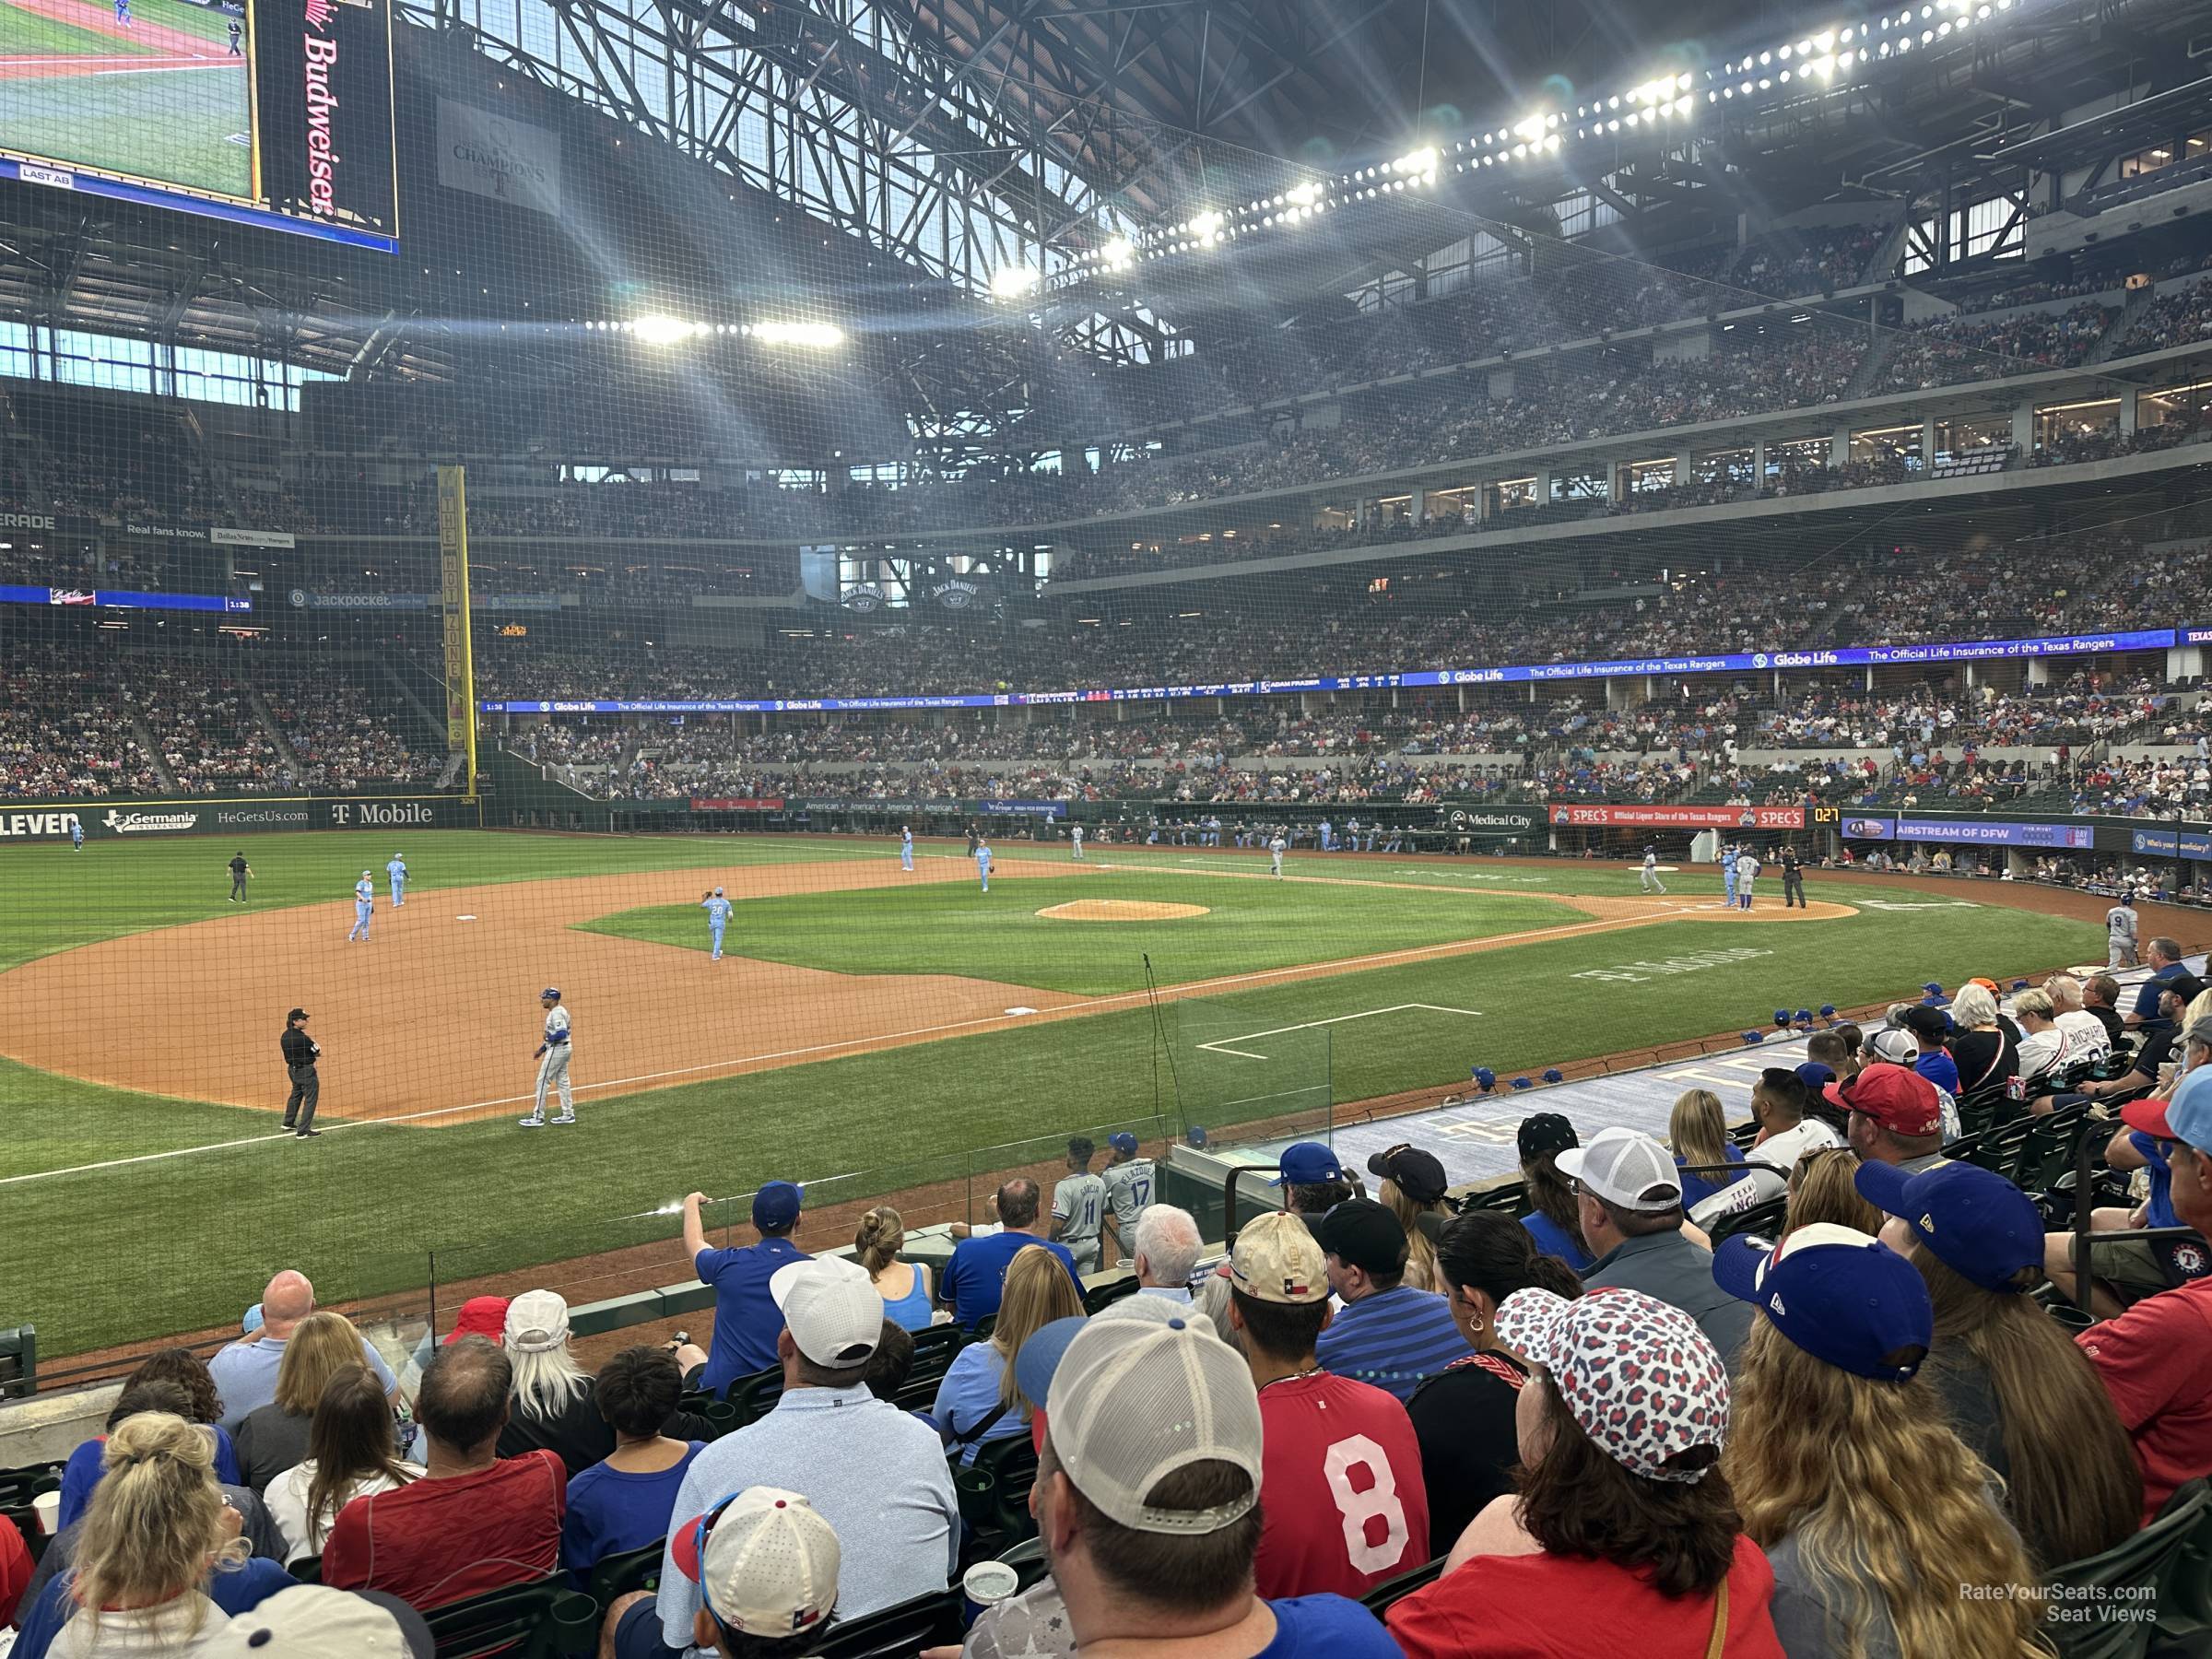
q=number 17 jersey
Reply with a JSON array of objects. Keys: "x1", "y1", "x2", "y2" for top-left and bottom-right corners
[{"x1": 1252, "y1": 1371, "x2": 1430, "y2": 1602}]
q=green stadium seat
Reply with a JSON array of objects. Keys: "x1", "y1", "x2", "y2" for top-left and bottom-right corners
[
  {"x1": 585, "y1": 1537, "x2": 666, "y2": 1606},
  {"x1": 976, "y1": 1431, "x2": 1041, "y2": 1545},
  {"x1": 2045, "y1": 1479, "x2": 2210, "y2": 1659},
  {"x1": 0, "y1": 1326, "x2": 34, "y2": 1401},
  {"x1": 1456, "y1": 1182, "x2": 1528, "y2": 1215},
  {"x1": 0, "y1": 1463, "x2": 61, "y2": 1508},
  {"x1": 1707, "y1": 1194, "x2": 1788, "y2": 1246},
  {"x1": 907, "y1": 1323, "x2": 968, "y2": 1383},
  {"x1": 729, "y1": 1364, "x2": 785, "y2": 1426},
  {"x1": 810, "y1": 1586, "x2": 965, "y2": 1659},
  {"x1": 3, "y1": 1505, "x2": 46, "y2": 1566},
  {"x1": 1964, "y1": 1119, "x2": 2034, "y2": 1182},
  {"x1": 1080, "y1": 1275, "x2": 1140, "y2": 1313},
  {"x1": 1359, "y1": 1555, "x2": 1446, "y2": 1615},
  {"x1": 419, "y1": 1575, "x2": 600, "y2": 1659}
]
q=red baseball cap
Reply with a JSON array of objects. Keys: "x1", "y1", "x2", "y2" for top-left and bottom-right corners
[{"x1": 1824, "y1": 1063, "x2": 1942, "y2": 1136}]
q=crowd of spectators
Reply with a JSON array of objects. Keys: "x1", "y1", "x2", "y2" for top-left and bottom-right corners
[{"x1": 1878, "y1": 300, "x2": 2118, "y2": 392}]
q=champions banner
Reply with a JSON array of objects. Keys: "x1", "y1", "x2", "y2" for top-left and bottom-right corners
[
  {"x1": 1547, "y1": 805, "x2": 1807, "y2": 830},
  {"x1": 437, "y1": 467, "x2": 476, "y2": 792},
  {"x1": 253, "y1": 0, "x2": 400, "y2": 244}
]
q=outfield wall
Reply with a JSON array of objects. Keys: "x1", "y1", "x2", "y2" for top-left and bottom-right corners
[{"x1": 0, "y1": 794, "x2": 481, "y2": 841}]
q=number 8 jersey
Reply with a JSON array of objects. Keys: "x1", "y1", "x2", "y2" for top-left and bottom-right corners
[{"x1": 1251, "y1": 1371, "x2": 1431, "y2": 1601}]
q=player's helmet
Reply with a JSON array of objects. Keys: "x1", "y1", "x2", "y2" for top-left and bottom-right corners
[{"x1": 541, "y1": 987, "x2": 561, "y2": 1002}]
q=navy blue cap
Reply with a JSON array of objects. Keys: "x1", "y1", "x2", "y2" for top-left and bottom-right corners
[
  {"x1": 752, "y1": 1180, "x2": 803, "y2": 1230},
  {"x1": 1774, "y1": 1009, "x2": 1793, "y2": 1026},
  {"x1": 1471, "y1": 1066, "x2": 1496, "y2": 1089},
  {"x1": 1108, "y1": 1132, "x2": 1139, "y2": 1155},
  {"x1": 1271, "y1": 1140, "x2": 1343, "y2": 1186},
  {"x1": 1853, "y1": 1160, "x2": 2043, "y2": 1292},
  {"x1": 1713, "y1": 1223, "x2": 1933, "y2": 1381},
  {"x1": 1794, "y1": 1062, "x2": 1836, "y2": 1090},
  {"x1": 1509, "y1": 1075, "x2": 1533, "y2": 1090},
  {"x1": 1794, "y1": 1009, "x2": 1814, "y2": 1024},
  {"x1": 1541, "y1": 1067, "x2": 1564, "y2": 1084},
  {"x1": 1819, "y1": 1005, "x2": 1837, "y2": 1018},
  {"x1": 1741, "y1": 1030, "x2": 1765, "y2": 1045}
]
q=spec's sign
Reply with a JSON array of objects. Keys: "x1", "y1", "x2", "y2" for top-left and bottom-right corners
[{"x1": 1548, "y1": 805, "x2": 1807, "y2": 830}]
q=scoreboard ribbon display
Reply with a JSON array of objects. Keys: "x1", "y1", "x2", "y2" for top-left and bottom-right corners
[{"x1": 253, "y1": 0, "x2": 399, "y2": 244}]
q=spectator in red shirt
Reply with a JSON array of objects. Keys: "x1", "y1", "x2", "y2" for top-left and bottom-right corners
[
  {"x1": 1221, "y1": 1212, "x2": 1430, "y2": 1598},
  {"x1": 323, "y1": 1336, "x2": 564, "y2": 1613},
  {"x1": 1385, "y1": 1287, "x2": 1783, "y2": 1659},
  {"x1": 2078, "y1": 1080, "x2": 2212, "y2": 1524}
]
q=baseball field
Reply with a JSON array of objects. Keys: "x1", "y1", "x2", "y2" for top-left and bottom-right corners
[
  {"x1": 0, "y1": 827, "x2": 2113, "y2": 1357},
  {"x1": 0, "y1": 0, "x2": 251, "y2": 198}
]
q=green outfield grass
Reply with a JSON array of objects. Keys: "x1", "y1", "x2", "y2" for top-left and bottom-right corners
[
  {"x1": 0, "y1": 3, "x2": 159, "y2": 56},
  {"x1": 580, "y1": 871, "x2": 1581, "y2": 994},
  {"x1": 0, "y1": 830, "x2": 2105, "y2": 1354}
]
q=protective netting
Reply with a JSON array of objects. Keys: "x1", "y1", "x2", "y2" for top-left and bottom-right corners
[{"x1": 6, "y1": 6, "x2": 2212, "y2": 1364}]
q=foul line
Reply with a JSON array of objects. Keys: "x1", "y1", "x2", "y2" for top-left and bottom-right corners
[
  {"x1": 1197, "y1": 1003, "x2": 1484, "y2": 1060},
  {"x1": 0, "y1": 899, "x2": 1741, "y2": 1187}
]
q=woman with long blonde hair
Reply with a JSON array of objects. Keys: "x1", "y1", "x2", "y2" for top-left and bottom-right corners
[
  {"x1": 233, "y1": 1310, "x2": 367, "y2": 1493},
  {"x1": 1783, "y1": 1147, "x2": 1881, "y2": 1234},
  {"x1": 930, "y1": 1245, "x2": 1081, "y2": 1461},
  {"x1": 1668, "y1": 1088, "x2": 1749, "y2": 1209},
  {"x1": 1720, "y1": 1225, "x2": 2049, "y2": 1659},
  {"x1": 54, "y1": 1411, "x2": 251, "y2": 1656}
]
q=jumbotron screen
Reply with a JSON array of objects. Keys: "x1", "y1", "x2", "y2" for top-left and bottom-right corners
[{"x1": 0, "y1": 0, "x2": 395, "y2": 248}]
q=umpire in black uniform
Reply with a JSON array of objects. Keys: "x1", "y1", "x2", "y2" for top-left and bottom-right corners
[
  {"x1": 1781, "y1": 843, "x2": 1807, "y2": 909},
  {"x1": 280, "y1": 1008, "x2": 322, "y2": 1137}
]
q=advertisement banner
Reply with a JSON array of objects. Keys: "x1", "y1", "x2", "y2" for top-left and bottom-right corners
[
  {"x1": 435, "y1": 99, "x2": 562, "y2": 217},
  {"x1": 2131, "y1": 828, "x2": 2212, "y2": 862},
  {"x1": 977, "y1": 799, "x2": 1068, "y2": 818},
  {"x1": 689, "y1": 797, "x2": 787, "y2": 812},
  {"x1": 253, "y1": 0, "x2": 400, "y2": 243},
  {"x1": 1547, "y1": 805, "x2": 1807, "y2": 830},
  {"x1": 0, "y1": 585, "x2": 249, "y2": 614},
  {"x1": 2184, "y1": 626, "x2": 2212, "y2": 647},
  {"x1": 120, "y1": 522, "x2": 208, "y2": 542},
  {"x1": 1841, "y1": 817, "x2": 1898, "y2": 840},
  {"x1": 0, "y1": 795, "x2": 476, "y2": 838},
  {"x1": 1438, "y1": 807, "x2": 1543, "y2": 835},
  {"x1": 213, "y1": 527, "x2": 298, "y2": 549},
  {"x1": 1895, "y1": 818, "x2": 2094, "y2": 848},
  {"x1": 437, "y1": 467, "x2": 476, "y2": 792},
  {"x1": 293, "y1": 591, "x2": 433, "y2": 609}
]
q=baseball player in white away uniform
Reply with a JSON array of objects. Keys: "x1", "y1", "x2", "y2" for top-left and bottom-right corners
[
  {"x1": 1269, "y1": 832, "x2": 1287, "y2": 878},
  {"x1": 900, "y1": 826, "x2": 914, "y2": 872},
  {"x1": 1071, "y1": 823, "x2": 1084, "y2": 861},
  {"x1": 1735, "y1": 848, "x2": 1759, "y2": 911},
  {"x1": 521, "y1": 987, "x2": 573, "y2": 1127},
  {"x1": 2108, "y1": 892, "x2": 2140, "y2": 968},
  {"x1": 1641, "y1": 844, "x2": 1666, "y2": 894}
]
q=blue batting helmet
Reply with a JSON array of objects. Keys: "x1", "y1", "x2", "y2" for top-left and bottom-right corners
[{"x1": 541, "y1": 987, "x2": 561, "y2": 1001}]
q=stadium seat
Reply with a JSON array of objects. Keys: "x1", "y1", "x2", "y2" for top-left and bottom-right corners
[
  {"x1": 726, "y1": 1365, "x2": 785, "y2": 1425},
  {"x1": 288, "y1": 1554, "x2": 323, "y2": 1583},
  {"x1": 3, "y1": 1505, "x2": 45, "y2": 1567},
  {"x1": 0, "y1": 1463, "x2": 61, "y2": 1508},
  {"x1": 1081, "y1": 1275, "x2": 1140, "y2": 1313},
  {"x1": 809, "y1": 1586, "x2": 965, "y2": 1659},
  {"x1": 993, "y1": 1535, "x2": 1050, "y2": 1593},
  {"x1": 977, "y1": 1432, "x2": 1041, "y2": 1544},
  {"x1": 0, "y1": 1325, "x2": 35, "y2": 1401},
  {"x1": 419, "y1": 1575, "x2": 600, "y2": 1659},
  {"x1": 1707, "y1": 1194, "x2": 1789, "y2": 1245},
  {"x1": 1964, "y1": 1119, "x2": 2036, "y2": 1182},
  {"x1": 2045, "y1": 1479, "x2": 2210, "y2": 1659},
  {"x1": 1359, "y1": 1555, "x2": 1447, "y2": 1614},
  {"x1": 907, "y1": 1323, "x2": 968, "y2": 1383},
  {"x1": 585, "y1": 1537, "x2": 665, "y2": 1606},
  {"x1": 1456, "y1": 1181, "x2": 1528, "y2": 1215}
]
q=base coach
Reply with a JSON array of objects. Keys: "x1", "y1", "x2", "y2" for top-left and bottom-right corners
[{"x1": 281, "y1": 1008, "x2": 322, "y2": 1138}]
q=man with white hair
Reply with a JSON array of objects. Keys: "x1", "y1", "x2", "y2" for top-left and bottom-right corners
[
  {"x1": 2045, "y1": 975, "x2": 2114, "y2": 1060},
  {"x1": 1132, "y1": 1206, "x2": 1203, "y2": 1302},
  {"x1": 208, "y1": 1270, "x2": 396, "y2": 1430}
]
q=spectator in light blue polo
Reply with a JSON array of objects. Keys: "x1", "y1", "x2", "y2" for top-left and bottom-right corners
[
  {"x1": 1312, "y1": 1198, "x2": 1470, "y2": 1403},
  {"x1": 682, "y1": 1181, "x2": 809, "y2": 1394}
]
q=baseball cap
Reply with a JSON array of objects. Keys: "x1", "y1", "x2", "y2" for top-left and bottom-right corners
[
  {"x1": 287, "y1": 1007, "x2": 309, "y2": 1022},
  {"x1": 768, "y1": 1256, "x2": 881, "y2": 1368},
  {"x1": 1494, "y1": 1287, "x2": 1728, "y2": 1483},
  {"x1": 672, "y1": 1488, "x2": 840, "y2": 1638},
  {"x1": 1367, "y1": 1144, "x2": 1448, "y2": 1204},
  {"x1": 1712, "y1": 1223, "x2": 1933, "y2": 1382},
  {"x1": 540, "y1": 986, "x2": 560, "y2": 1001},
  {"x1": 1516, "y1": 1112, "x2": 1578, "y2": 1159},
  {"x1": 1044, "y1": 1314, "x2": 1263, "y2": 1535},
  {"x1": 1556, "y1": 1126, "x2": 1683, "y2": 1212},
  {"x1": 1311, "y1": 1198, "x2": 1408, "y2": 1277},
  {"x1": 2122, "y1": 1064, "x2": 2212, "y2": 1147},
  {"x1": 1229, "y1": 1211, "x2": 1329, "y2": 1304},
  {"x1": 241, "y1": 1303, "x2": 264, "y2": 1336},
  {"x1": 2168, "y1": 972, "x2": 2208, "y2": 1007},
  {"x1": 445, "y1": 1295, "x2": 509, "y2": 1347},
  {"x1": 1922, "y1": 982, "x2": 1947, "y2": 1001},
  {"x1": 1866, "y1": 1027, "x2": 1920, "y2": 1067},
  {"x1": 1900, "y1": 1005, "x2": 1950, "y2": 1042},
  {"x1": 204, "y1": 1587, "x2": 434, "y2": 1658},
  {"x1": 1854, "y1": 1160, "x2": 2045, "y2": 1291},
  {"x1": 1109, "y1": 1132, "x2": 1140, "y2": 1155},
  {"x1": 1794, "y1": 1062, "x2": 1836, "y2": 1090},
  {"x1": 1272, "y1": 1140, "x2": 1344, "y2": 1186},
  {"x1": 502, "y1": 1289, "x2": 570, "y2": 1355},
  {"x1": 753, "y1": 1180, "x2": 803, "y2": 1230},
  {"x1": 1823, "y1": 1064, "x2": 1942, "y2": 1137}
]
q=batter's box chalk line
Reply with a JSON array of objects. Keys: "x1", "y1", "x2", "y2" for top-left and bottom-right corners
[{"x1": 1197, "y1": 1002, "x2": 1484, "y2": 1061}]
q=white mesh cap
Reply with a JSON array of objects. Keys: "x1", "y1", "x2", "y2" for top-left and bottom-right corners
[
  {"x1": 1554, "y1": 1125, "x2": 1682, "y2": 1212},
  {"x1": 1866, "y1": 1028, "x2": 1920, "y2": 1066},
  {"x1": 1044, "y1": 1313, "x2": 1262, "y2": 1535},
  {"x1": 679, "y1": 1487, "x2": 841, "y2": 1637}
]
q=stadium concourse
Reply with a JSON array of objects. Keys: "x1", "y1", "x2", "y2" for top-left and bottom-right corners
[{"x1": 17, "y1": 0, "x2": 2212, "y2": 1648}]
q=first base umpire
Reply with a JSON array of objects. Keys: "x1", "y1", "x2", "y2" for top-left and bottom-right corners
[{"x1": 280, "y1": 1008, "x2": 322, "y2": 1137}]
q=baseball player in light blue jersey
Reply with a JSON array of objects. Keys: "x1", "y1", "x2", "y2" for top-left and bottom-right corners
[
  {"x1": 386, "y1": 854, "x2": 407, "y2": 907},
  {"x1": 974, "y1": 839, "x2": 993, "y2": 892},
  {"x1": 70, "y1": 818, "x2": 83, "y2": 851},
  {"x1": 900, "y1": 826, "x2": 914, "y2": 872},
  {"x1": 1722, "y1": 841, "x2": 1738, "y2": 906},
  {"x1": 521, "y1": 987, "x2": 573, "y2": 1126},
  {"x1": 347, "y1": 872, "x2": 374, "y2": 941},
  {"x1": 701, "y1": 887, "x2": 732, "y2": 960}
]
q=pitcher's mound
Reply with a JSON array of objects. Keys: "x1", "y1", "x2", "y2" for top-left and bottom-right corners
[{"x1": 1037, "y1": 900, "x2": 1211, "y2": 923}]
